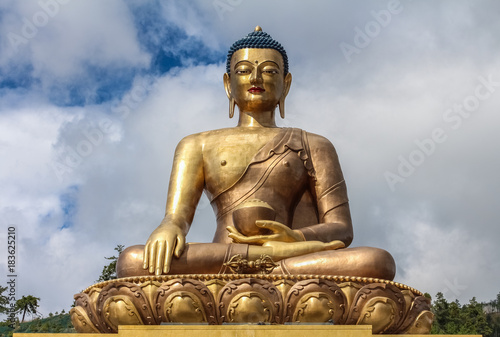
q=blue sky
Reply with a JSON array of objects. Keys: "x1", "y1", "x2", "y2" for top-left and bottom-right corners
[
  {"x1": 1, "y1": 1, "x2": 224, "y2": 106},
  {"x1": 1, "y1": 0, "x2": 500, "y2": 317}
]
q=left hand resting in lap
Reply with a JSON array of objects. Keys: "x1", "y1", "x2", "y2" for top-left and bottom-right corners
[{"x1": 227, "y1": 220, "x2": 306, "y2": 245}]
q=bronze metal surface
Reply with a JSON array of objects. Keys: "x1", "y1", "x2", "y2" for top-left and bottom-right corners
[
  {"x1": 71, "y1": 274, "x2": 432, "y2": 333},
  {"x1": 78, "y1": 26, "x2": 437, "y2": 332},
  {"x1": 127, "y1": 27, "x2": 395, "y2": 280},
  {"x1": 232, "y1": 199, "x2": 276, "y2": 236}
]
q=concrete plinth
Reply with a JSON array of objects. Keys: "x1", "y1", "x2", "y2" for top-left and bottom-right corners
[{"x1": 14, "y1": 325, "x2": 483, "y2": 337}]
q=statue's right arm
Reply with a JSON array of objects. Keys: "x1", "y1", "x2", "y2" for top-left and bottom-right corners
[{"x1": 143, "y1": 134, "x2": 205, "y2": 275}]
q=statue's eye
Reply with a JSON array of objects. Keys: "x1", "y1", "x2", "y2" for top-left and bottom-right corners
[
  {"x1": 235, "y1": 68, "x2": 251, "y2": 75},
  {"x1": 262, "y1": 68, "x2": 278, "y2": 75}
]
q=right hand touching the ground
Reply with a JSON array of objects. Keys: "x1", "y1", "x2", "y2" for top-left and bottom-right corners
[{"x1": 143, "y1": 224, "x2": 185, "y2": 275}]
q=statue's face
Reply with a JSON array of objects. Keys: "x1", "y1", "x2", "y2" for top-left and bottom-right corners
[{"x1": 227, "y1": 48, "x2": 287, "y2": 112}]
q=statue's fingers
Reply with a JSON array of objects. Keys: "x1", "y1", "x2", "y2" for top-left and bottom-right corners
[
  {"x1": 163, "y1": 240, "x2": 173, "y2": 275},
  {"x1": 228, "y1": 232, "x2": 245, "y2": 243},
  {"x1": 228, "y1": 232, "x2": 264, "y2": 245},
  {"x1": 174, "y1": 235, "x2": 185, "y2": 258},
  {"x1": 148, "y1": 241, "x2": 157, "y2": 274},
  {"x1": 156, "y1": 240, "x2": 166, "y2": 276},
  {"x1": 239, "y1": 235, "x2": 266, "y2": 245},
  {"x1": 226, "y1": 226, "x2": 240, "y2": 235},
  {"x1": 255, "y1": 220, "x2": 284, "y2": 233},
  {"x1": 143, "y1": 242, "x2": 150, "y2": 269},
  {"x1": 326, "y1": 240, "x2": 345, "y2": 250},
  {"x1": 251, "y1": 237, "x2": 266, "y2": 245}
]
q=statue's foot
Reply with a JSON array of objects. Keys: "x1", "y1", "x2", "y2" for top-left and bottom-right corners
[{"x1": 270, "y1": 246, "x2": 396, "y2": 280}]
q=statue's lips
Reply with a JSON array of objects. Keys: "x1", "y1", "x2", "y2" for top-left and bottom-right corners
[{"x1": 248, "y1": 87, "x2": 265, "y2": 94}]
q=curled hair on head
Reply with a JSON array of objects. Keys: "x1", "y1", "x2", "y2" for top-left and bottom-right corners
[{"x1": 226, "y1": 26, "x2": 289, "y2": 75}]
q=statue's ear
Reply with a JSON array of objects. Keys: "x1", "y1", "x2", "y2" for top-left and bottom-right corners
[
  {"x1": 223, "y1": 73, "x2": 231, "y2": 99},
  {"x1": 223, "y1": 73, "x2": 236, "y2": 118},
  {"x1": 282, "y1": 72, "x2": 292, "y2": 99},
  {"x1": 279, "y1": 73, "x2": 292, "y2": 119}
]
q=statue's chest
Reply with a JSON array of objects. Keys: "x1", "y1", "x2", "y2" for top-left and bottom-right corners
[
  {"x1": 203, "y1": 134, "x2": 267, "y2": 192},
  {"x1": 203, "y1": 134, "x2": 308, "y2": 200}
]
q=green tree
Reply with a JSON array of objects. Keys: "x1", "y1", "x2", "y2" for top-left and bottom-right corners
[
  {"x1": 0, "y1": 285, "x2": 9, "y2": 314},
  {"x1": 97, "y1": 244, "x2": 124, "y2": 282},
  {"x1": 431, "y1": 292, "x2": 449, "y2": 333},
  {"x1": 444, "y1": 300, "x2": 462, "y2": 334},
  {"x1": 15, "y1": 295, "x2": 40, "y2": 322},
  {"x1": 431, "y1": 292, "x2": 497, "y2": 336},
  {"x1": 486, "y1": 311, "x2": 500, "y2": 337},
  {"x1": 460, "y1": 297, "x2": 493, "y2": 336},
  {"x1": 40, "y1": 322, "x2": 50, "y2": 332}
]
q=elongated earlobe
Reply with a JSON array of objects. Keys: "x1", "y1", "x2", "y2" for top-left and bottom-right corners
[
  {"x1": 223, "y1": 73, "x2": 235, "y2": 119},
  {"x1": 229, "y1": 97, "x2": 236, "y2": 118},
  {"x1": 279, "y1": 73, "x2": 292, "y2": 119},
  {"x1": 278, "y1": 98, "x2": 285, "y2": 119}
]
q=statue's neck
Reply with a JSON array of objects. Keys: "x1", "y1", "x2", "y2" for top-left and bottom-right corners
[{"x1": 237, "y1": 109, "x2": 277, "y2": 128}]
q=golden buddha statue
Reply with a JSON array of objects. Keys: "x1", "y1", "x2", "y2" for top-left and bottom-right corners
[
  {"x1": 116, "y1": 26, "x2": 396, "y2": 280},
  {"x1": 72, "y1": 27, "x2": 433, "y2": 334}
]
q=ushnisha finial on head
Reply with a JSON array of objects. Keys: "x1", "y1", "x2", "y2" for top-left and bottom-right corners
[{"x1": 254, "y1": 25, "x2": 262, "y2": 32}]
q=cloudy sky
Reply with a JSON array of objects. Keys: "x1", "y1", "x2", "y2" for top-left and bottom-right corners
[{"x1": 1, "y1": 0, "x2": 499, "y2": 317}]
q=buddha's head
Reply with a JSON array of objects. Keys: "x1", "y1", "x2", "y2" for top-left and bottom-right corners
[{"x1": 224, "y1": 26, "x2": 292, "y2": 118}]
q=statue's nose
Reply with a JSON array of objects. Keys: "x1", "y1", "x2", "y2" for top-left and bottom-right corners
[{"x1": 249, "y1": 68, "x2": 263, "y2": 85}]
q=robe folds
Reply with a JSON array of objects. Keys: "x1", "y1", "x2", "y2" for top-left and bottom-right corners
[{"x1": 209, "y1": 128, "x2": 349, "y2": 244}]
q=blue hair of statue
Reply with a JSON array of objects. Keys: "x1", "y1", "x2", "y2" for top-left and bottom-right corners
[{"x1": 226, "y1": 29, "x2": 289, "y2": 75}]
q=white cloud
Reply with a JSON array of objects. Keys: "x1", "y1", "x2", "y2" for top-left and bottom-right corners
[
  {"x1": 389, "y1": 219, "x2": 499, "y2": 303},
  {"x1": 1, "y1": 0, "x2": 150, "y2": 101},
  {"x1": 1, "y1": 0, "x2": 500, "y2": 318}
]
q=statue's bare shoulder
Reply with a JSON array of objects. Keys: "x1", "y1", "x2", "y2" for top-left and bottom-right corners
[
  {"x1": 175, "y1": 127, "x2": 242, "y2": 151},
  {"x1": 176, "y1": 127, "x2": 282, "y2": 155},
  {"x1": 304, "y1": 131, "x2": 339, "y2": 154},
  {"x1": 171, "y1": 129, "x2": 229, "y2": 161}
]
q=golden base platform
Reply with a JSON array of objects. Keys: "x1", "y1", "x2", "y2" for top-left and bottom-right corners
[
  {"x1": 69, "y1": 274, "x2": 434, "y2": 334},
  {"x1": 14, "y1": 325, "x2": 483, "y2": 337}
]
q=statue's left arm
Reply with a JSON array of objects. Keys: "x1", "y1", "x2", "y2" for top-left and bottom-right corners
[{"x1": 296, "y1": 132, "x2": 353, "y2": 246}]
